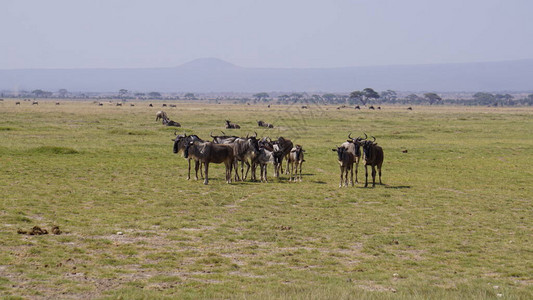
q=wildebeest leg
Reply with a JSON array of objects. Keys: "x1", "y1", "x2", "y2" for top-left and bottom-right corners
[
  {"x1": 244, "y1": 161, "x2": 251, "y2": 180},
  {"x1": 225, "y1": 161, "x2": 232, "y2": 183},
  {"x1": 371, "y1": 165, "x2": 376, "y2": 187},
  {"x1": 354, "y1": 159, "x2": 359, "y2": 183},
  {"x1": 250, "y1": 162, "x2": 257, "y2": 181},
  {"x1": 203, "y1": 162, "x2": 209, "y2": 185},
  {"x1": 285, "y1": 157, "x2": 290, "y2": 174},
  {"x1": 378, "y1": 165, "x2": 382, "y2": 185},
  {"x1": 298, "y1": 162, "x2": 303, "y2": 182},
  {"x1": 339, "y1": 166, "x2": 344, "y2": 188},
  {"x1": 187, "y1": 159, "x2": 191, "y2": 180},
  {"x1": 234, "y1": 161, "x2": 241, "y2": 181},
  {"x1": 350, "y1": 165, "x2": 354, "y2": 186},
  {"x1": 364, "y1": 165, "x2": 369, "y2": 187}
]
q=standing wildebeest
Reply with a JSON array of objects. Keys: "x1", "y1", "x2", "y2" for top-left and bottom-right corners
[
  {"x1": 332, "y1": 146, "x2": 355, "y2": 187},
  {"x1": 273, "y1": 137, "x2": 294, "y2": 175},
  {"x1": 231, "y1": 134, "x2": 259, "y2": 181},
  {"x1": 257, "y1": 120, "x2": 274, "y2": 128},
  {"x1": 369, "y1": 105, "x2": 375, "y2": 110},
  {"x1": 184, "y1": 141, "x2": 234, "y2": 185},
  {"x1": 407, "y1": 107, "x2": 413, "y2": 110},
  {"x1": 16, "y1": 102, "x2": 21, "y2": 105},
  {"x1": 288, "y1": 145, "x2": 305, "y2": 182},
  {"x1": 149, "y1": 103, "x2": 153, "y2": 107},
  {"x1": 355, "y1": 105, "x2": 360, "y2": 110},
  {"x1": 32, "y1": 101, "x2": 38, "y2": 105},
  {"x1": 173, "y1": 133, "x2": 204, "y2": 180},
  {"x1": 345, "y1": 133, "x2": 365, "y2": 183},
  {"x1": 225, "y1": 120, "x2": 240, "y2": 129},
  {"x1": 253, "y1": 146, "x2": 284, "y2": 182},
  {"x1": 55, "y1": 102, "x2": 60, "y2": 105},
  {"x1": 155, "y1": 111, "x2": 168, "y2": 122},
  {"x1": 362, "y1": 136, "x2": 384, "y2": 187},
  {"x1": 116, "y1": 103, "x2": 122, "y2": 106}
]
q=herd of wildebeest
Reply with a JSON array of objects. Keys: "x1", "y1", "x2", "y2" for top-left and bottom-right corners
[{"x1": 160, "y1": 109, "x2": 384, "y2": 187}]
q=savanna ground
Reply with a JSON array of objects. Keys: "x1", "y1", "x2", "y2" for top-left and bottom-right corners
[{"x1": 0, "y1": 100, "x2": 531, "y2": 299}]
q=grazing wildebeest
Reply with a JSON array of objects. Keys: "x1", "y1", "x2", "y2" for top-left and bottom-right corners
[
  {"x1": 355, "y1": 105, "x2": 360, "y2": 110},
  {"x1": 155, "y1": 111, "x2": 168, "y2": 122},
  {"x1": 169, "y1": 104, "x2": 177, "y2": 108},
  {"x1": 253, "y1": 146, "x2": 284, "y2": 182},
  {"x1": 149, "y1": 103, "x2": 153, "y2": 107},
  {"x1": 163, "y1": 119, "x2": 181, "y2": 127},
  {"x1": 369, "y1": 105, "x2": 375, "y2": 110},
  {"x1": 362, "y1": 136, "x2": 384, "y2": 187},
  {"x1": 332, "y1": 146, "x2": 355, "y2": 187},
  {"x1": 130, "y1": 103, "x2": 135, "y2": 106},
  {"x1": 98, "y1": 102, "x2": 103, "y2": 106},
  {"x1": 162, "y1": 104, "x2": 167, "y2": 107},
  {"x1": 225, "y1": 120, "x2": 240, "y2": 129},
  {"x1": 301, "y1": 105, "x2": 308, "y2": 109},
  {"x1": 32, "y1": 101, "x2": 38, "y2": 105},
  {"x1": 273, "y1": 137, "x2": 293, "y2": 175},
  {"x1": 116, "y1": 103, "x2": 122, "y2": 106},
  {"x1": 55, "y1": 102, "x2": 60, "y2": 105},
  {"x1": 257, "y1": 120, "x2": 274, "y2": 128},
  {"x1": 288, "y1": 145, "x2": 305, "y2": 182},
  {"x1": 16, "y1": 101, "x2": 21, "y2": 105},
  {"x1": 231, "y1": 134, "x2": 259, "y2": 181},
  {"x1": 407, "y1": 107, "x2": 413, "y2": 110},
  {"x1": 184, "y1": 141, "x2": 234, "y2": 185},
  {"x1": 173, "y1": 133, "x2": 204, "y2": 180},
  {"x1": 377, "y1": 106, "x2": 381, "y2": 110}
]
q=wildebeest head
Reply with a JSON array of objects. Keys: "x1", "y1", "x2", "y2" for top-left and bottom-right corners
[
  {"x1": 362, "y1": 136, "x2": 377, "y2": 159},
  {"x1": 332, "y1": 146, "x2": 347, "y2": 161},
  {"x1": 172, "y1": 133, "x2": 187, "y2": 154}
]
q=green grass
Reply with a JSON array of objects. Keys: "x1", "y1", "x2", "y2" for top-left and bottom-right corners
[{"x1": 0, "y1": 100, "x2": 532, "y2": 299}]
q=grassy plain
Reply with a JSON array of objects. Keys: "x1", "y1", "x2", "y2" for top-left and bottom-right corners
[{"x1": 0, "y1": 100, "x2": 532, "y2": 299}]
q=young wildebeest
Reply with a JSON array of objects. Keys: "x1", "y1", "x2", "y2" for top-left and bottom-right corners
[
  {"x1": 231, "y1": 134, "x2": 259, "y2": 181},
  {"x1": 173, "y1": 133, "x2": 204, "y2": 180},
  {"x1": 156, "y1": 111, "x2": 168, "y2": 122},
  {"x1": 344, "y1": 132, "x2": 365, "y2": 183},
  {"x1": 225, "y1": 120, "x2": 240, "y2": 129},
  {"x1": 184, "y1": 141, "x2": 234, "y2": 185},
  {"x1": 362, "y1": 136, "x2": 384, "y2": 187},
  {"x1": 332, "y1": 146, "x2": 355, "y2": 187},
  {"x1": 288, "y1": 145, "x2": 305, "y2": 182},
  {"x1": 257, "y1": 120, "x2": 274, "y2": 128}
]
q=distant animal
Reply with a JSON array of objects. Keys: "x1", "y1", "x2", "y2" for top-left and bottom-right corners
[
  {"x1": 288, "y1": 145, "x2": 305, "y2": 182},
  {"x1": 162, "y1": 104, "x2": 167, "y2": 107},
  {"x1": 16, "y1": 101, "x2": 21, "y2": 105},
  {"x1": 169, "y1": 104, "x2": 177, "y2": 108},
  {"x1": 55, "y1": 102, "x2": 60, "y2": 105},
  {"x1": 369, "y1": 105, "x2": 375, "y2": 110},
  {"x1": 32, "y1": 101, "x2": 38, "y2": 105},
  {"x1": 156, "y1": 111, "x2": 168, "y2": 122},
  {"x1": 225, "y1": 120, "x2": 240, "y2": 129},
  {"x1": 301, "y1": 105, "x2": 308, "y2": 109},
  {"x1": 362, "y1": 136, "x2": 384, "y2": 187},
  {"x1": 149, "y1": 103, "x2": 153, "y2": 107},
  {"x1": 257, "y1": 120, "x2": 274, "y2": 128},
  {"x1": 116, "y1": 103, "x2": 122, "y2": 106},
  {"x1": 407, "y1": 107, "x2": 413, "y2": 110},
  {"x1": 355, "y1": 105, "x2": 360, "y2": 110},
  {"x1": 332, "y1": 146, "x2": 355, "y2": 187},
  {"x1": 163, "y1": 119, "x2": 181, "y2": 127},
  {"x1": 184, "y1": 140, "x2": 235, "y2": 185},
  {"x1": 98, "y1": 102, "x2": 103, "y2": 106},
  {"x1": 402, "y1": 149, "x2": 408, "y2": 153},
  {"x1": 267, "y1": 104, "x2": 271, "y2": 108},
  {"x1": 130, "y1": 103, "x2": 135, "y2": 106},
  {"x1": 377, "y1": 106, "x2": 381, "y2": 110}
]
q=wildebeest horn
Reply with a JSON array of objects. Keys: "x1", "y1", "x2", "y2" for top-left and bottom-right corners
[
  {"x1": 371, "y1": 136, "x2": 376, "y2": 142},
  {"x1": 348, "y1": 132, "x2": 353, "y2": 139},
  {"x1": 363, "y1": 133, "x2": 368, "y2": 140},
  {"x1": 221, "y1": 130, "x2": 226, "y2": 135},
  {"x1": 254, "y1": 131, "x2": 257, "y2": 138},
  {"x1": 174, "y1": 130, "x2": 178, "y2": 136},
  {"x1": 210, "y1": 131, "x2": 215, "y2": 137}
]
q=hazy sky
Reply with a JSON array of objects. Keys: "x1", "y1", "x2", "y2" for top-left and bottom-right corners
[{"x1": 2, "y1": 0, "x2": 532, "y2": 69}]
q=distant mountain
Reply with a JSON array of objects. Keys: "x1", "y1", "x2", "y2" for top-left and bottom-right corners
[{"x1": 1, "y1": 58, "x2": 532, "y2": 93}]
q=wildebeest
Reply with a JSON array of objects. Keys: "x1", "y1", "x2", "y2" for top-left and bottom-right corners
[
  {"x1": 116, "y1": 103, "x2": 122, "y2": 106},
  {"x1": 173, "y1": 133, "x2": 204, "y2": 180},
  {"x1": 149, "y1": 103, "x2": 153, "y2": 107},
  {"x1": 332, "y1": 146, "x2": 355, "y2": 187},
  {"x1": 98, "y1": 102, "x2": 103, "y2": 106},
  {"x1": 162, "y1": 104, "x2": 167, "y2": 107},
  {"x1": 273, "y1": 137, "x2": 294, "y2": 175},
  {"x1": 231, "y1": 134, "x2": 259, "y2": 181},
  {"x1": 288, "y1": 145, "x2": 305, "y2": 182},
  {"x1": 407, "y1": 107, "x2": 413, "y2": 110},
  {"x1": 362, "y1": 136, "x2": 384, "y2": 187},
  {"x1": 369, "y1": 105, "x2": 375, "y2": 110},
  {"x1": 184, "y1": 140, "x2": 235, "y2": 185},
  {"x1": 225, "y1": 120, "x2": 240, "y2": 129},
  {"x1": 155, "y1": 111, "x2": 168, "y2": 122},
  {"x1": 16, "y1": 102, "x2": 21, "y2": 105},
  {"x1": 355, "y1": 105, "x2": 360, "y2": 110},
  {"x1": 162, "y1": 119, "x2": 181, "y2": 127},
  {"x1": 55, "y1": 102, "x2": 60, "y2": 105},
  {"x1": 169, "y1": 104, "x2": 177, "y2": 108},
  {"x1": 253, "y1": 146, "x2": 284, "y2": 182},
  {"x1": 257, "y1": 120, "x2": 274, "y2": 128},
  {"x1": 210, "y1": 131, "x2": 238, "y2": 144},
  {"x1": 377, "y1": 106, "x2": 381, "y2": 110},
  {"x1": 344, "y1": 133, "x2": 365, "y2": 183},
  {"x1": 130, "y1": 103, "x2": 135, "y2": 106},
  {"x1": 32, "y1": 101, "x2": 38, "y2": 105},
  {"x1": 301, "y1": 105, "x2": 308, "y2": 109}
]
